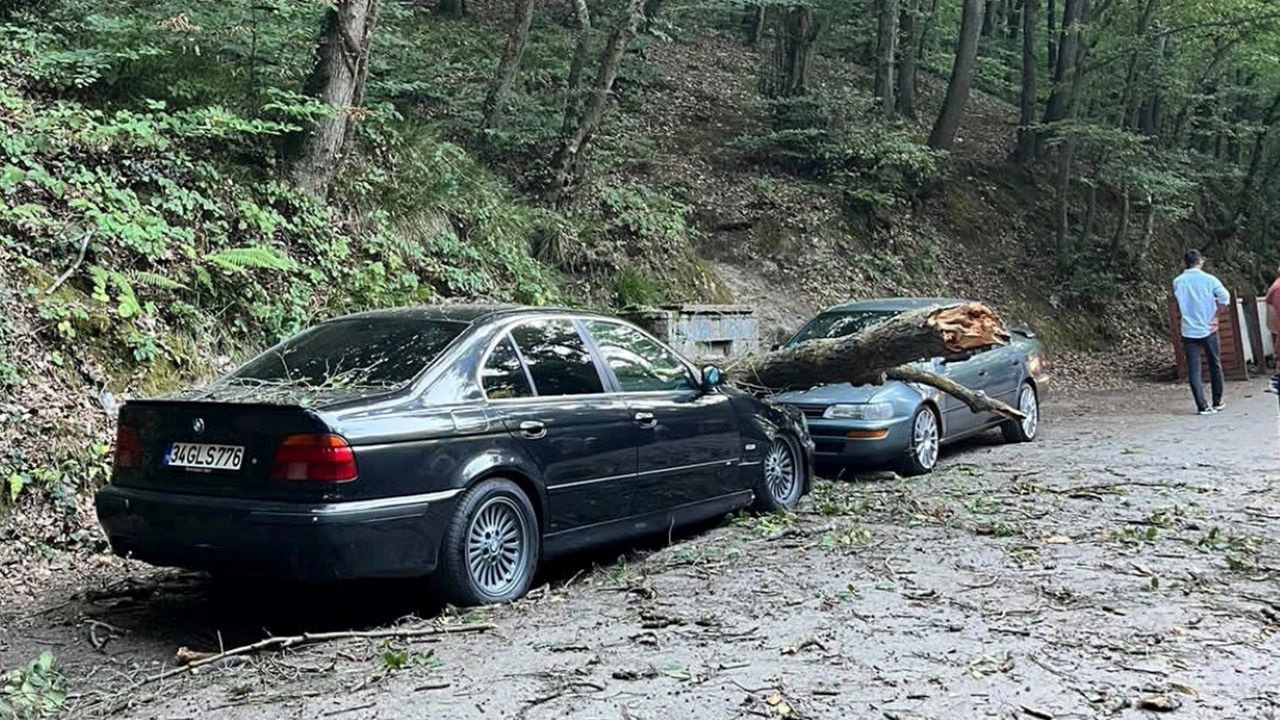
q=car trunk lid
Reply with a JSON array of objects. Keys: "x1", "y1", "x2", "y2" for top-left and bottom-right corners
[{"x1": 111, "y1": 400, "x2": 348, "y2": 501}]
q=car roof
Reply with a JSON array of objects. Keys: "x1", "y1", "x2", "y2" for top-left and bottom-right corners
[
  {"x1": 325, "y1": 303, "x2": 607, "y2": 325},
  {"x1": 823, "y1": 297, "x2": 970, "y2": 313}
]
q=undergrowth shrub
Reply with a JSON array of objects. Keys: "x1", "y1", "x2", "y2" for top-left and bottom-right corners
[{"x1": 736, "y1": 96, "x2": 941, "y2": 210}]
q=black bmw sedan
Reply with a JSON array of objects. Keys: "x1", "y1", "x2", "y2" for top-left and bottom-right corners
[{"x1": 96, "y1": 305, "x2": 813, "y2": 605}]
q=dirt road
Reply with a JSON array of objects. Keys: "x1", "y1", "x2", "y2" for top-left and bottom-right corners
[{"x1": 3, "y1": 381, "x2": 1277, "y2": 719}]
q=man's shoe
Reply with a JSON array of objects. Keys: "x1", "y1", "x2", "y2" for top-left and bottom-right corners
[
  {"x1": 1212, "y1": 402, "x2": 1226, "y2": 411},
  {"x1": 1197, "y1": 408, "x2": 1217, "y2": 416}
]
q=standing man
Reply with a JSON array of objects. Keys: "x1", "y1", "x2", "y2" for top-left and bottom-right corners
[
  {"x1": 1265, "y1": 264, "x2": 1280, "y2": 393},
  {"x1": 1173, "y1": 250, "x2": 1230, "y2": 415}
]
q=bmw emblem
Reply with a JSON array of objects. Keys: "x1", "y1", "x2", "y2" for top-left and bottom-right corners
[{"x1": 192, "y1": 418, "x2": 205, "y2": 435}]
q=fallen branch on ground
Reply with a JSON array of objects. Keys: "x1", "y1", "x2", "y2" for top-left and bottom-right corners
[{"x1": 148, "y1": 623, "x2": 495, "y2": 686}]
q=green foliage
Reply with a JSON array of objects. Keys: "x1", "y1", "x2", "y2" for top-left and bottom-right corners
[
  {"x1": 615, "y1": 269, "x2": 669, "y2": 307},
  {"x1": 0, "y1": 652, "x2": 66, "y2": 720},
  {"x1": 737, "y1": 96, "x2": 941, "y2": 209}
]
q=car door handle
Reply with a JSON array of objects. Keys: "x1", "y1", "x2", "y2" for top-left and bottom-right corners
[
  {"x1": 518, "y1": 420, "x2": 547, "y2": 439},
  {"x1": 634, "y1": 411, "x2": 657, "y2": 428},
  {"x1": 978, "y1": 370, "x2": 989, "y2": 377}
]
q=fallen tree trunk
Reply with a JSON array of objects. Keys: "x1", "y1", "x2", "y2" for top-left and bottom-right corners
[{"x1": 730, "y1": 302, "x2": 1025, "y2": 421}]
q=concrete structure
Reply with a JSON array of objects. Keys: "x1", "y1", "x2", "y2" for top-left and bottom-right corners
[{"x1": 623, "y1": 305, "x2": 760, "y2": 362}]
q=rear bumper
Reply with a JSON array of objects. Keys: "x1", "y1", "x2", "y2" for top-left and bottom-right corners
[{"x1": 95, "y1": 486, "x2": 461, "y2": 582}]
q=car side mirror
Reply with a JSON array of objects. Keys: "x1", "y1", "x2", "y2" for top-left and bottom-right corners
[{"x1": 700, "y1": 365, "x2": 724, "y2": 391}]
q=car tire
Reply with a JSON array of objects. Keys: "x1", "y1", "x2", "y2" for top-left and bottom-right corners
[
  {"x1": 752, "y1": 434, "x2": 805, "y2": 512},
  {"x1": 897, "y1": 405, "x2": 940, "y2": 477},
  {"x1": 1001, "y1": 382, "x2": 1039, "y2": 443},
  {"x1": 437, "y1": 478, "x2": 540, "y2": 607}
]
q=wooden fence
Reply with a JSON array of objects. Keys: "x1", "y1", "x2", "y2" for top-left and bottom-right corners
[{"x1": 1166, "y1": 293, "x2": 1251, "y2": 382}]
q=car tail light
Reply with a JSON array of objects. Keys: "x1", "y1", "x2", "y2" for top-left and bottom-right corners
[
  {"x1": 271, "y1": 434, "x2": 358, "y2": 483},
  {"x1": 114, "y1": 424, "x2": 141, "y2": 470}
]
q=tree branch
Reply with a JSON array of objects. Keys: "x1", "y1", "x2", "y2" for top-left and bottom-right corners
[{"x1": 884, "y1": 365, "x2": 1025, "y2": 420}]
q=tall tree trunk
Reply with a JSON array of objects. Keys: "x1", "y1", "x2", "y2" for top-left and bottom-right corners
[
  {"x1": 1053, "y1": 138, "x2": 1076, "y2": 265},
  {"x1": 1006, "y1": 0, "x2": 1022, "y2": 38},
  {"x1": 1137, "y1": 191, "x2": 1155, "y2": 264},
  {"x1": 1046, "y1": 0, "x2": 1057, "y2": 73},
  {"x1": 1079, "y1": 183, "x2": 1098, "y2": 249},
  {"x1": 642, "y1": 0, "x2": 663, "y2": 31},
  {"x1": 287, "y1": 0, "x2": 382, "y2": 198},
  {"x1": 927, "y1": 0, "x2": 983, "y2": 150},
  {"x1": 548, "y1": 0, "x2": 646, "y2": 207},
  {"x1": 1012, "y1": 0, "x2": 1038, "y2": 162},
  {"x1": 561, "y1": 0, "x2": 591, "y2": 135},
  {"x1": 1035, "y1": 0, "x2": 1086, "y2": 155},
  {"x1": 874, "y1": 0, "x2": 899, "y2": 117},
  {"x1": 482, "y1": 0, "x2": 539, "y2": 129},
  {"x1": 763, "y1": 5, "x2": 817, "y2": 99},
  {"x1": 744, "y1": 3, "x2": 766, "y2": 45},
  {"x1": 1110, "y1": 184, "x2": 1131, "y2": 264},
  {"x1": 896, "y1": 0, "x2": 918, "y2": 118},
  {"x1": 436, "y1": 0, "x2": 465, "y2": 15},
  {"x1": 1231, "y1": 91, "x2": 1280, "y2": 225},
  {"x1": 1116, "y1": 0, "x2": 1158, "y2": 128},
  {"x1": 916, "y1": 0, "x2": 941, "y2": 58},
  {"x1": 981, "y1": 0, "x2": 997, "y2": 36}
]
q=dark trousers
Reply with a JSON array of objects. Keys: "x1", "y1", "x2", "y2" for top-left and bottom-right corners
[{"x1": 1182, "y1": 333, "x2": 1224, "y2": 411}]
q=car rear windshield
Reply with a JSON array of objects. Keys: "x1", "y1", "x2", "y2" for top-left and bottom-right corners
[
  {"x1": 230, "y1": 318, "x2": 468, "y2": 389},
  {"x1": 788, "y1": 310, "x2": 898, "y2": 345}
]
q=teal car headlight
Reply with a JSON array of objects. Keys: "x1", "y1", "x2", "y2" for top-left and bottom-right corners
[{"x1": 823, "y1": 402, "x2": 895, "y2": 421}]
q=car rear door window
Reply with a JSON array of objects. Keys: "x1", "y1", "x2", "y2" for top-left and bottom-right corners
[
  {"x1": 481, "y1": 335, "x2": 534, "y2": 400},
  {"x1": 584, "y1": 321, "x2": 694, "y2": 392},
  {"x1": 510, "y1": 320, "x2": 605, "y2": 396}
]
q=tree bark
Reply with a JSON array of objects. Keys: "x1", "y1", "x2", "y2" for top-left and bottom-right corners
[
  {"x1": 548, "y1": 0, "x2": 646, "y2": 207},
  {"x1": 287, "y1": 0, "x2": 383, "y2": 199},
  {"x1": 1116, "y1": 0, "x2": 1158, "y2": 129},
  {"x1": 732, "y1": 303, "x2": 1024, "y2": 420},
  {"x1": 896, "y1": 0, "x2": 918, "y2": 117},
  {"x1": 1035, "y1": 0, "x2": 1086, "y2": 156},
  {"x1": 436, "y1": 0, "x2": 466, "y2": 15},
  {"x1": 875, "y1": 0, "x2": 899, "y2": 117},
  {"x1": 763, "y1": 5, "x2": 818, "y2": 99},
  {"x1": 916, "y1": 0, "x2": 941, "y2": 58},
  {"x1": 981, "y1": 0, "x2": 997, "y2": 36},
  {"x1": 1053, "y1": 138, "x2": 1076, "y2": 264},
  {"x1": 1079, "y1": 183, "x2": 1098, "y2": 249},
  {"x1": 1006, "y1": 0, "x2": 1022, "y2": 39},
  {"x1": 1046, "y1": 0, "x2": 1057, "y2": 73},
  {"x1": 928, "y1": 0, "x2": 984, "y2": 150},
  {"x1": 482, "y1": 0, "x2": 539, "y2": 129},
  {"x1": 561, "y1": 0, "x2": 592, "y2": 135},
  {"x1": 744, "y1": 3, "x2": 766, "y2": 45},
  {"x1": 1109, "y1": 184, "x2": 1130, "y2": 264},
  {"x1": 642, "y1": 0, "x2": 663, "y2": 31},
  {"x1": 1012, "y1": 0, "x2": 1038, "y2": 162}
]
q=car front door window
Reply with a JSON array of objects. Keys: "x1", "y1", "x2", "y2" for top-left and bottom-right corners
[{"x1": 583, "y1": 321, "x2": 694, "y2": 392}]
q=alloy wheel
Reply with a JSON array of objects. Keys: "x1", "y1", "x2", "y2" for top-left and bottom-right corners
[
  {"x1": 1019, "y1": 385, "x2": 1039, "y2": 439},
  {"x1": 913, "y1": 408, "x2": 940, "y2": 470},
  {"x1": 466, "y1": 497, "x2": 528, "y2": 597},
  {"x1": 763, "y1": 437, "x2": 800, "y2": 504}
]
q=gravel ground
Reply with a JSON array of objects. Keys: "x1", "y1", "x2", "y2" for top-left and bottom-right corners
[{"x1": 2, "y1": 380, "x2": 1277, "y2": 719}]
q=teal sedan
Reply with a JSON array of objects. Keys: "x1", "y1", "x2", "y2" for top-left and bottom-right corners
[{"x1": 770, "y1": 298, "x2": 1048, "y2": 476}]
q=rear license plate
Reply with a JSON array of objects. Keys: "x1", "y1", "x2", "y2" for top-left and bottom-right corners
[{"x1": 164, "y1": 442, "x2": 245, "y2": 471}]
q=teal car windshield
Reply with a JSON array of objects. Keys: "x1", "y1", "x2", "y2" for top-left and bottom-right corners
[{"x1": 788, "y1": 310, "x2": 898, "y2": 346}]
